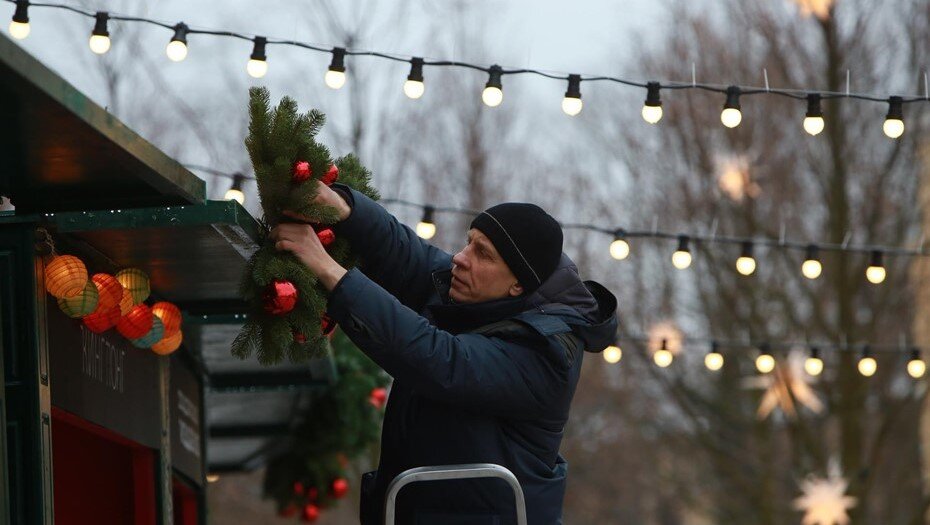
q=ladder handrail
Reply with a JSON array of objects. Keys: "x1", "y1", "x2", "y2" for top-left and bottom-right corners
[{"x1": 384, "y1": 463, "x2": 528, "y2": 525}]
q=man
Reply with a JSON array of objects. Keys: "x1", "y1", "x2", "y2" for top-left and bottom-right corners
[{"x1": 271, "y1": 181, "x2": 618, "y2": 524}]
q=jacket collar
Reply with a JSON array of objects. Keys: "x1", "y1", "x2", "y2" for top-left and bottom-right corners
[{"x1": 425, "y1": 268, "x2": 528, "y2": 335}]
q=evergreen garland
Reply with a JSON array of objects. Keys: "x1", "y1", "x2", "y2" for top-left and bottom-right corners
[
  {"x1": 264, "y1": 329, "x2": 390, "y2": 518},
  {"x1": 233, "y1": 87, "x2": 380, "y2": 364}
]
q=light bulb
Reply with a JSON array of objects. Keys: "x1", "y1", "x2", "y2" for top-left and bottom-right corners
[
  {"x1": 325, "y1": 70, "x2": 346, "y2": 89},
  {"x1": 206, "y1": 474, "x2": 220, "y2": 483},
  {"x1": 609, "y1": 237, "x2": 630, "y2": 260},
  {"x1": 483, "y1": 65, "x2": 504, "y2": 107},
  {"x1": 672, "y1": 250, "x2": 692, "y2": 269},
  {"x1": 736, "y1": 242, "x2": 756, "y2": 276},
  {"x1": 858, "y1": 356, "x2": 877, "y2": 377},
  {"x1": 224, "y1": 188, "x2": 245, "y2": 205},
  {"x1": 705, "y1": 351, "x2": 724, "y2": 371},
  {"x1": 404, "y1": 80, "x2": 425, "y2": 99},
  {"x1": 9, "y1": 20, "x2": 29, "y2": 39},
  {"x1": 866, "y1": 250, "x2": 885, "y2": 284},
  {"x1": 562, "y1": 97, "x2": 583, "y2": 116},
  {"x1": 642, "y1": 82, "x2": 663, "y2": 124},
  {"x1": 883, "y1": 96, "x2": 904, "y2": 139},
  {"x1": 89, "y1": 34, "x2": 111, "y2": 54},
  {"x1": 805, "y1": 357, "x2": 824, "y2": 376},
  {"x1": 803, "y1": 116, "x2": 825, "y2": 136},
  {"x1": 9, "y1": 1, "x2": 29, "y2": 40},
  {"x1": 803, "y1": 94, "x2": 824, "y2": 136},
  {"x1": 802, "y1": 245, "x2": 822, "y2": 279},
  {"x1": 720, "y1": 86, "x2": 742, "y2": 128},
  {"x1": 247, "y1": 59, "x2": 268, "y2": 78},
  {"x1": 756, "y1": 352, "x2": 775, "y2": 374},
  {"x1": 166, "y1": 23, "x2": 189, "y2": 62},
  {"x1": 908, "y1": 358, "x2": 926, "y2": 379},
  {"x1": 416, "y1": 222, "x2": 436, "y2": 239},
  {"x1": 603, "y1": 345, "x2": 622, "y2": 364},
  {"x1": 654, "y1": 349, "x2": 673, "y2": 368}
]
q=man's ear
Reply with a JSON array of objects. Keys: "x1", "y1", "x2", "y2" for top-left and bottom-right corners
[{"x1": 509, "y1": 282, "x2": 524, "y2": 297}]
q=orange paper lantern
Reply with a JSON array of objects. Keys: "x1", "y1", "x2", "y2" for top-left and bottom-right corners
[
  {"x1": 151, "y1": 302, "x2": 182, "y2": 337},
  {"x1": 83, "y1": 305, "x2": 121, "y2": 333},
  {"x1": 45, "y1": 255, "x2": 88, "y2": 298},
  {"x1": 151, "y1": 330, "x2": 183, "y2": 355},
  {"x1": 117, "y1": 304, "x2": 153, "y2": 339},
  {"x1": 91, "y1": 273, "x2": 123, "y2": 311},
  {"x1": 118, "y1": 287, "x2": 133, "y2": 316}
]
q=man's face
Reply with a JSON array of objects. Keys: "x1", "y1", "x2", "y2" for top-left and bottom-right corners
[{"x1": 449, "y1": 229, "x2": 523, "y2": 304}]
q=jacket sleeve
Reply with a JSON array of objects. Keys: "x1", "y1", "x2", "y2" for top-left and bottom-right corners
[
  {"x1": 331, "y1": 184, "x2": 452, "y2": 311},
  {"x1": 327, "y1": 269, "x2": 570, "y2": 418}
]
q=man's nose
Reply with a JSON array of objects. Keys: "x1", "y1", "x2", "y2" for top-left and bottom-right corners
[{"x1": 452, "y1": 249, "x2": 468, "y2": 268}]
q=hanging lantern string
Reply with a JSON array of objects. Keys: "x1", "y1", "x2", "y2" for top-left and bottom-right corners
[
  {"x1": 616, "y1": 334, "x2": 921, "y2": 355},
  {"x1": 8, "y1": 0, "x2": 930, "y2": 106}
]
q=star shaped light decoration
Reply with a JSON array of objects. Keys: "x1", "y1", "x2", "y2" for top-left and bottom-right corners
[
  {"x1": 793, "y1": 461, "x2": 857, "y2": 525},
  {"x1": 790, "y1": 0, "x2": 835, "y2": 20},
  {"x1": 743, "y1": 349, "x2": 824, "y2": 419}
]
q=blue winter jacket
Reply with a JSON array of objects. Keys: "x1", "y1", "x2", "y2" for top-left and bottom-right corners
[{"x1": 326, "y1": 186, "x2": 619, "y2": 525}]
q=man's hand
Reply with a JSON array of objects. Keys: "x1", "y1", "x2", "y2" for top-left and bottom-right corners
[
  {"x1": 282, "y1": 181, "x2": 352, "y2": 223},
  {"x1": 270, "y1": 223, "x2": 347, "y2": 291}
]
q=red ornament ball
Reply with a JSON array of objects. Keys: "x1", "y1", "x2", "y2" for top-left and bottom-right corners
[
  {"x1": 306, "y1": 487, "x2": 319, "y2": 502},
  {"x1": 293, "y1": 331, "x2": 307, "y2": 344},
  {"x1": 293, "y1": 481, "x2": 305, "y2": 496},
  {"x1": 320, "y1": 314, "x2": 336, "y2": 336},
  {"x1": 117, "y1": 304, "x2": 154, "y2": 339},
  {"x1": 321, "y1": 164, "x2": 339, "y2": 185},
  {"x1": 316, "y1": 228, "x2": 335, "y2": 247},
  {"x1": 369, "y1": 387, "x2": 388, "y2": 409},
  {"x1": 292, "y1": 160, "x2": 312, "y2": 182},
  {"x1": 83, "y1": 305, "x2": 121, "y2": 333},
  {"x1": 301, "y1": 503, "x2": 320, "y2": 522},
  {"x1": 331, "y1": 478, "x2": 349, "y2": 499},
  {"x1": 263, "y1": 280, "x2": 298, "y2": 315},
  {"x1": 278, "y1": 504, "x2": 298, "y2": 518}
]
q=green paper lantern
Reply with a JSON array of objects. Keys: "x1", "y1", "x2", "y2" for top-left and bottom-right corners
[
  {"x1": 115, "y1": 268, "x2": 150, "y2": 305},
  {"x1": 57, "y1": 281, "x2": 99, "y2": 318},
  {"x1": 131, "y1": 317, "x2": 164, "y2": 348}
]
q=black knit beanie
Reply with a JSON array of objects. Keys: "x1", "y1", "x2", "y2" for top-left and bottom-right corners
[{"x1": 469, "y1": 203, "x2": 563, "y2": 294}]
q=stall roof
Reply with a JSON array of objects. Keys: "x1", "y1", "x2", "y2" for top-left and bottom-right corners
[{"x1": 0, "y1": 34, "x2": 205, "y2": 213}]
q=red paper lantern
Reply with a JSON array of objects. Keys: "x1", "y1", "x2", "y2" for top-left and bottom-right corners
[
  {"x1": 263, "y1": 280, "x2": 298, "y2": 315},
  {"x1": 321, "y1": 164, "x2": 339, "y2": 185},
  {"x1": 92, "y1": 273, "x2": 124, "y2": 312},
  {"x1": 369, "y1": 387, "x2": 388, "y2": 409},
  {"x1": 151, "y1": 330, "x2": 183, "y2": 355},
  {"x1": 301, "y1": 503, "x2": 320, "y2": 522},
  {"x1": 316, "y1": 228, "x2": 335, "y2": 247},
  {"x1": 292, "y1": 160, "x2": 312, "y2": 182},
  {"x1": 151, "y1": 302, "x2": 182, "y2": 337},
  {"x1": 117, "y1": 304, "x2": 153, "y2": 339},
  {"x1": 83, "y1": 306, "x2": 121, "y2": 333},
  {"x1": 331, "y1": 478, "x2": 349, "y2": 499}
]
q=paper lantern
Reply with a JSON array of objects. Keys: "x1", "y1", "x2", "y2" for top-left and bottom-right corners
[
  {"x1": 131, "y1": 317, "x2": 164, "y2": 348},
  {"x1": 117, "y1": 304, "x2": 153, "y2": 339},
  {"x1": 45, "y1": 255, "x2": 88, "y2": 298},
  {"x1": 151, "y1": 302, "x2": 182, "y2": 337},
  {"x1": 151, "y1": 330, "x2": 183, "y2": 355},
  {"x1": 57, "y1": 281, "x2": 99, "y2": 318},
  {"x1": 118, "y1": 287, "x2": 133, "y2": 316},
  {"x1": 83, "y1": 306, "x2": 121, "y2": 333},
  {"x1": 91, "y1": 273, "x2": 123, "y2": 311},
  {"x1": 115, "y1": 268, "x2": 150, "y2": 304}
]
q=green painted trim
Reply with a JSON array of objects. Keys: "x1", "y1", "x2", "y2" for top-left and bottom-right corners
[{"x1": 0, "y1": 36, "x2": 205, "y2": 204}]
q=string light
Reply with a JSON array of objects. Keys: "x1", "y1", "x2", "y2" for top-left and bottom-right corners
[
  {"x1": 654, "y1": 339, "x2": 673, "y2": 367},
  {"x1": 246, "y1": 36, "x2": 268, "y2": 78},
  {"x1": 603, "y1": 344, "x2": 622, "y2": 364},
  {"x1": 166, "y1": 23, "x2": 188, "y2": 62},
  {"x1": 882, "y1": 96, "x2": 904, "y2": 139},
  {"x1": 641, "y1": 82, "x2": 663, "y2": 124},
  {"x1": 403, "y1": 57, "x2": 425, "y2": 99},
  {"x1": 804, "y1": 347, "x2": 824, "y2": 376},
  {"x1": 415, "y1": 206, "x2": 436, "y2": 239},
  {"x1": 735, "y1": 241, "x2": 756, "y2": 276},
  {"x1": 857, "y1": 345, "x2": 877, "y2": 377},
  {"x1": 324, "y1": 47, "x2": 347, "y2": 89},
  {"x1": 562, "y1": 74, "x2": 583, "y2": 116},
  {"x1": 802, "y1": 245, "x2": 823, "y2": 280},
  {"x1": 720, "y1": 86, "x2": 742, "y2": 128},
  {"x1": 865, "y1": 250, "x2": 886, "y2": 284},
  {"x1": 224, "y1": 173, "x2": 245, "y2": 205},
  {"x1": 756, "y1": 345, "x2": 775, "y2": 374},
  {"x1": 609, "y1": 229, "x2": 630, "y2": 260},
  {"x1": 482, "y1": 65, "x2": 504, "y2": 107},
  {"x1": 8, "y1": 0, "x2": 29, "y2": 40},
  {"x1": 907, "y1": 348, "x2": 925, "y2": 379},
  {"x1": 671, "y1": 235, "x2": 692, "y2": 270},
  {"x1": 88, "y1": 12, "x2": 110, "y2": 54},
  {"x1": 705, "y1": 342, "x2": 724, "y2": 371},
  {"x1": 803, "y1": 93, "x2": 825, "y2": 136}
]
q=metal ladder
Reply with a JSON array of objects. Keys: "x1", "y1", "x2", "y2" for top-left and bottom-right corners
[{"x1": 384, "y1": 463, "x2": 528, "y2": 525}]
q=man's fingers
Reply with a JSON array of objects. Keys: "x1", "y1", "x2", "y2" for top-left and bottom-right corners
[{"x1": 275, "y1": 239, "x2": 295, "y2": 252}]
